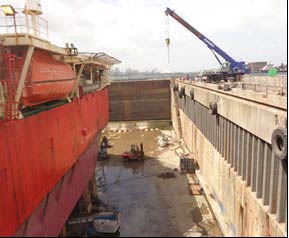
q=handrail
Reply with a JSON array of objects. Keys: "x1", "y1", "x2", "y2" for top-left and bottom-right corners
[{"x1": 0, "y1": 8, "x2": 49, "y2": 40}]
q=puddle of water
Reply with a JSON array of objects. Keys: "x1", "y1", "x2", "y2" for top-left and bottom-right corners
[
  {"x1": 93, "y1": 129, "x2": 223, "y2": 237},
  {"x1": 66, "y1": 129, "x2": 223, "y2": 237},
  {"x1": 96, "y1": 158, "x2": 179, "y2": 237}
]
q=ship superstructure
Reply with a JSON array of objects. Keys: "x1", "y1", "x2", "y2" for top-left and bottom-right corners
[{"x1": 0, "y1": 0, "x2": 120, "y2": 236}]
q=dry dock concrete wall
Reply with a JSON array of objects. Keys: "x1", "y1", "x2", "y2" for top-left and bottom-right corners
[
  {"x1": 109, "y1": 79, "x2": 171, "y2": 121},
  {"x1": 172, "y1": 80, "x2": 287, "y2": 237}
]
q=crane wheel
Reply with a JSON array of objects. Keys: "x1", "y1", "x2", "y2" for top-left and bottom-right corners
[
  {"x1": 178, "y1": 87, "x2": 185, "y2": 98},
  {"x1": 190, "y1": 89, "x2": 195, "y2": 100},
  {"x1": 209, "y1": 102, "x2": 218, "y2": 115},
  {"x1": 271, "y1": 127, "x2": 287, "y2": 160}
]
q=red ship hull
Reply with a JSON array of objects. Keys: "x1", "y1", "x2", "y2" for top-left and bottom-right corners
[
  {"x1": 0, "y1": 88, "x2": 109, "y2": 236},
  {"x1": 16, "y1": 134, "x2": 100, "y2": 236}
]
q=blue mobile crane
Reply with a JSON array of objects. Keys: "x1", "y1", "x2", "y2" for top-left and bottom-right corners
[{"x1": 165, "y1": 7, "x2": 250, "y2": 82}]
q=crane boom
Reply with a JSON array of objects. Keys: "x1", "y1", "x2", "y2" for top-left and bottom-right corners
[{"x1": 165, "y1": 7, "x2": 248, "y2": 74}]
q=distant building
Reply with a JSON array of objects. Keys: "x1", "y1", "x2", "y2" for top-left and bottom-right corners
[
  {"x1": 248, "y1": 62, "x2": 267, "y2": 73},
  {"x1": 277, "y1": 63, "x2": 287, "y2": 72},
  {"x1": 261, "y1": 63, "x2": 274, "y2": 73}
]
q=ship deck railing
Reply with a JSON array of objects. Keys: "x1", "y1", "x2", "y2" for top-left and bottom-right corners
[
  {"x1": 82, "y1": 81, "x2": 110, "y2": 94},
  {"x1": 178, "y1": 74, "x2": 287, "y2": 97},
  {"x1": 0, "y1": 8, "x2": 49, "y2": 40}
]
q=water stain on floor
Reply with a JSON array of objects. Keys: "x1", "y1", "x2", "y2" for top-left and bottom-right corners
[{"x1": 95, "y1": 129, "x2": 223, "y2": 237}]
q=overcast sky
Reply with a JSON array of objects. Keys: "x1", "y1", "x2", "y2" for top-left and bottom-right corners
[{"x1": 4, "y1": 0, "x2": 288, "y2": 72}]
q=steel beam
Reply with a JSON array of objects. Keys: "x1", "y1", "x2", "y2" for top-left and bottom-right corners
[
  {"x1": 15, "y1": 46, "x2": 35, "y2": 103},
  {"x1": 262, "y1": 143, "x2": 271, "y2": 205},
  {"x1": 245, "y1": 133, "x2": 252, "y2": 186},
  {"x1": 229, "y1": 122, "x2": 234, "y2": 166},
  {"x1": 71, "y1": 63, "x2": 85, "y2": 98},
  {"x1": 220, "y1": 117, "x2": 223, "y2": 157},
  {"x1": 237, "y1": 128, "x2": 243, "y2": 176},
  {"x1": 241, "y1": 130, "x2": 247, "y2": 180},
  {"x1": 223, "y1": 118, "x2": 227, "y2": 158},
  {"x1": 212, "y1": 113, "x2": 215, "y2": 146},
  {"x1": 256, "y1": 139, "x2": 264, "y2": 198},
  {"x1": 234, "y1": 126, "x2": 239, "y2": 172},
  {"x1": 269, "y1": 154, "x2": 279, "y2": 213},
  {"x1": 251, "y1": 136, "x2": 258, "y2": 192},
  {"x1": 276, "y1": 162, "x2": 287, "y2": 223}
]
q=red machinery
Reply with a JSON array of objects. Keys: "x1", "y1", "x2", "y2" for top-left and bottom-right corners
[{"x1": 122, "y1": 143, "x2": 144, "y2": 161}]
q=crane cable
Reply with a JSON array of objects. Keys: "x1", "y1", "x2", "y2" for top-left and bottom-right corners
[{"x1": 165, "y1": 12, "x2": 170, "y2": 64}]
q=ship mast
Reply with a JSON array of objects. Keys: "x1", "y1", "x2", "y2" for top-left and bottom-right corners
[{"x1": 22, "y1": 0, "x2": 43, "y2": 38}]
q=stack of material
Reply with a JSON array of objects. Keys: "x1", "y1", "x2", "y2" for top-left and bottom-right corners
[
  {"x1": 180, "y1": 155, "x2": 195, "y2": 174},
  {"x1": 157, "y1": 171, "x2": 177, "y2": 179},
  {"x1": 189, "y1": 184, "x2": 203, "y2": 196},
  {"x1": 157, "y1": 134, "x2": 169, "y2": 147},
  {"x1": 188, "y1": 174, "x2": 203, "y2": 196}
]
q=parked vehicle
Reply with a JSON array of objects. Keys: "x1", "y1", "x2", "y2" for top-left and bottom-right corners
[{"x1": 122, "y1": 143, "x2": 144, "y2": 161}]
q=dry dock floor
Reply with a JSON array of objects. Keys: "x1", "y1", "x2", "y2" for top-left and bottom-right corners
[{"x1": 96, "y1": 127, "x2": 223, "y2": 237}]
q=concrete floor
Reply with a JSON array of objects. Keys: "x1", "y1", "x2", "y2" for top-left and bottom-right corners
[{"x1": 96, "y1": 128, "x2": 223, "y2": 237}]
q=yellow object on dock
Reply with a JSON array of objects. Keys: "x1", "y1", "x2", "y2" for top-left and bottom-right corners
[{"x1": 165, "y1": 38, "x2": 170, "y2": 46}]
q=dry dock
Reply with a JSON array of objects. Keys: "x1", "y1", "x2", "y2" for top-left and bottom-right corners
[
  {"x1": 97, "y1": 126, "x2": 223, "y2": 237},
  {"x1": 66, "y1": 75, "x2": 287, "y2": 237},
  {"x1": 172, "y1": 76, "x2": 287, "y2": 236}
]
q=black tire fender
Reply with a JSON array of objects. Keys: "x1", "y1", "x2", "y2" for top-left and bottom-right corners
[
  {"x1": 178, "y1": 87, "x2": 185, "y2": 98},
  {"x1": 190, "y1": 89, "x2": 194, "y2": 100},
  {"x1": 173, "y1": 85, "x2": 178, "y2": 92},
  {"x1": 209, "y1": 102, "x2": 218, "y2": 115},
  {"x1": 271, "y1": 127, "x2": 287, "y2": 160}
]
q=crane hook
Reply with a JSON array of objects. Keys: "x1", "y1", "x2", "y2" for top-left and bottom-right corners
[
  {"x1": 165, "y1": 14, "x2": 170, "y2": 63},
  {"x1": 166, "y1": 38, "x2": 170, "y2": 46}
]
